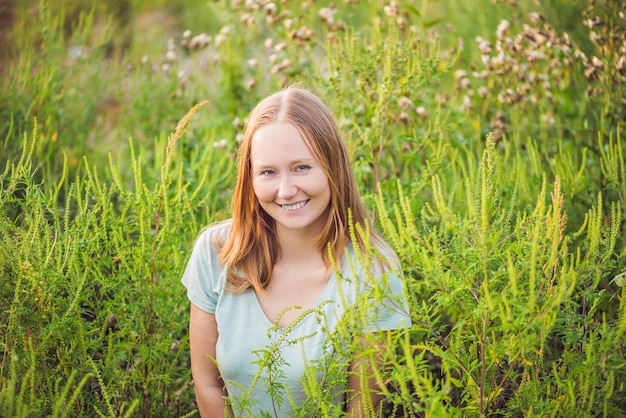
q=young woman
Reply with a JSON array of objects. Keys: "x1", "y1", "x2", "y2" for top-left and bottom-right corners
[{"x1": 182, "y1": 87, "x2": 411, "y2": 417}]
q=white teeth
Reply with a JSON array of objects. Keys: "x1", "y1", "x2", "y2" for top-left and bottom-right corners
[{"x1": 281, "y1": 200, "x2": 308, "y2": 211}]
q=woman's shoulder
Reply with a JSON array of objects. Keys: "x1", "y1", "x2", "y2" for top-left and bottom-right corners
[{"x1": 182, "y1": 220, "x2": 233, "y2": 311}]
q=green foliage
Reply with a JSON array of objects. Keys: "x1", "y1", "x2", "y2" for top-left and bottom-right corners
[
  {"x1": 1, "y1": 0, "x2": 625, "y2": 417},
  {"x1": 1, "y1": 1, "x2": 117, "y2": 181},
  {"x1": 320, "y1": 19, "x2": 453, "y2": 196},
  {"x1": 375, "y1": 135, "x2": 625, "y2": 416},
  {"x1": 1, "y1": 106, "x2": 232, "y2": 416}
]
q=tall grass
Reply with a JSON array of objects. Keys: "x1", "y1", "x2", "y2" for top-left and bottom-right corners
[{"x1": 1, "y1": 0, "x2": 624, "y2": 416}]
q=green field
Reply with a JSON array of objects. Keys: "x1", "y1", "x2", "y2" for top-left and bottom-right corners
[{"x1": 1, "y1": 0, "x2": 625, "y2": 416}]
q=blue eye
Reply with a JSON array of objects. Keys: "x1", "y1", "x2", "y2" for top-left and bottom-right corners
[
  {"x1": 295, "y1": 165, "x2": 311, "y2": 172},
  {"x1": 260, "y1": 169, "x2": 275, "y2": 175}
]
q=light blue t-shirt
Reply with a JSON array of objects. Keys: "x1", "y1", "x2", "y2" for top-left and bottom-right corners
[{"x1": 181, "y1": 221, "x2": 411, "y2": 417}]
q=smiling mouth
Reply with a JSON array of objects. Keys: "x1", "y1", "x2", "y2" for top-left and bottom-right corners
[{"x1": 280, "y1": 200, "x2": 310, "y2": 211}]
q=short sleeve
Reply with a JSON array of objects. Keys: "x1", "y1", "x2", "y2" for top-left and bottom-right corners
[
  {"x1": 181, "y1": 223, "x2": 229, "y2": 314},
  {"x1": 339, "y1": 244, "x2": 412, "y2": 333},
  {"x1": 365, "y1": 266, "x2": 412, "y2": 332}
]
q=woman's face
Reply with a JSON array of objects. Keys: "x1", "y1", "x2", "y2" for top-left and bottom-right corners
[{"x1": 250, "y1": 122, "x2": 331, "y2": 237}]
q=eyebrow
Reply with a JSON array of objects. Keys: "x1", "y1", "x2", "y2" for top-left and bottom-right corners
[{"x1": 251, "y1": 158, "x2": 317, "y2": 168}]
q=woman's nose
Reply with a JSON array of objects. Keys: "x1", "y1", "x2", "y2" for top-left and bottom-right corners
[{"x1": 277, "y1": 175, "x2": 297, "y2": 199}]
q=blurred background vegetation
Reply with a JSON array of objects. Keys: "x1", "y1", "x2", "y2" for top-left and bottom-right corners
[{"x1": 1, "y1": 0, "x2": 624, "y2": 416}]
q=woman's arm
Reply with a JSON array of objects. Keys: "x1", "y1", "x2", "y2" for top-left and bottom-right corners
[
  {"x1": 189, "y1": 303, "x2": 232, "y2": 417},
  {"x1": 345, "y1": 335, "x2": 386, "y2": 417}
]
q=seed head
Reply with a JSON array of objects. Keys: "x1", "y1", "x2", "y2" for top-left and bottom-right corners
[
  {"x1": 264, "y1": 2, "x2": 277, "y2": 16},
  {"x1": 397, "y1": 17, "x2": 406, "y2": 30},
  {"x1": 166, "y1": 50, "x2": 177, "y2": 62},
  {"x1": 384, "y1": 2, "x2": 398, "y2": 17},
  {"x1": 462, "y1": 95, "x2": 472, "y2": 110},
  {"x1": 319, "y1": 7, "x2": 336, "y2": 25},
  {"x1": 398, "y1": 111, "x2": 410, "y2": 123},
  {"x1": 399, "y1": 96, "x2": 413, "y2": 109},
  {"x1": 270, "y1": 58, "x2": 292, "y2": 74},
  {"x1": 215, "y1": 34, "x2": 227, "y2": 46},
  {"x1": 241, "y1": 13, "x2": 255, "y2": 25},
  {"x1": 591, "y1": 56, "x2": 604, "y2": 69},
  {"x1": 213, "y1": 139, "x2": 228, "y2": 149},
  {"x1": 497, "y1": 20, "x2": 510, "y2": 38},
  {"x1": 190, "y1": 33, "x2": 211, "y2": 50},
  {"x1": 245, "y1": 77, "x2": 257, "y2": 90}
]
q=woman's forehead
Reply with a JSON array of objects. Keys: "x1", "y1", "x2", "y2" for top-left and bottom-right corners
[{"x1": 250, "y1": 123, "x2": 316, "y2": 162}]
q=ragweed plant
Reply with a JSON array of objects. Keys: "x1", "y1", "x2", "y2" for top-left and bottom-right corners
[
  {"x1": 375, "y1": 134, "x2": 625, "y2": 416},
  {"x1": 320, "y1": 17, "x2": 454, "y2": 197},
  {"x1": 1, "y1": 2, "x2": 116, "y2": 181},
  {"x1": 0, "y1": 103, "x2": 233, "y2": 416}
]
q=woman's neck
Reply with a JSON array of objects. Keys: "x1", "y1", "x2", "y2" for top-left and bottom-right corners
[
  {"x1": 275, "y1": 227, "x2": 320, "y2": 264},
  {"x1": 275, "y1": 226, "x2": 347, "y2": 267}
]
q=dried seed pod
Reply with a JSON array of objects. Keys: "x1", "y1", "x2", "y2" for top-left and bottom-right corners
[
  {"x1": 264, "y1": 2, "x2": 277, "y2": 16},
  {"x1": 497, "y1": 20, "x2": 510, "y2": 38},
  {"x1": 319, "y1": 7, "x2": 336, "y2": 25},
  {"x1": 399, "y1": 96, "x2": 413, "y2": 109},
  {"x1": 245, "y1": 77, "x2": 257, "y2": 90},
  {"x1": 462, "y1": 95, "x2": 472, "y2": 110},
  {"x1": 108, "y1": 314, "x2": 118, "y2": 328},
  {"x1": 213, "y1": 139, "x2": 228, "y2": 149},
  {"x1": 215, "y1": 33, "x2": 227, "y2": 46},
  {"x1": 384, "y1": 2, "x2": 398, "y2": 17},
  {"x1": 591, "y1": 56, "x2": 605, "y2": 69},
  {"x1": 190, "y1": 33, "x2": 211, "y2": 50}
]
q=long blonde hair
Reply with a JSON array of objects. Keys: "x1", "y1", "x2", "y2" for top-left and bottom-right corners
[{"x1": 219, "y1": 86, "x2": 384, "y2": 293}]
